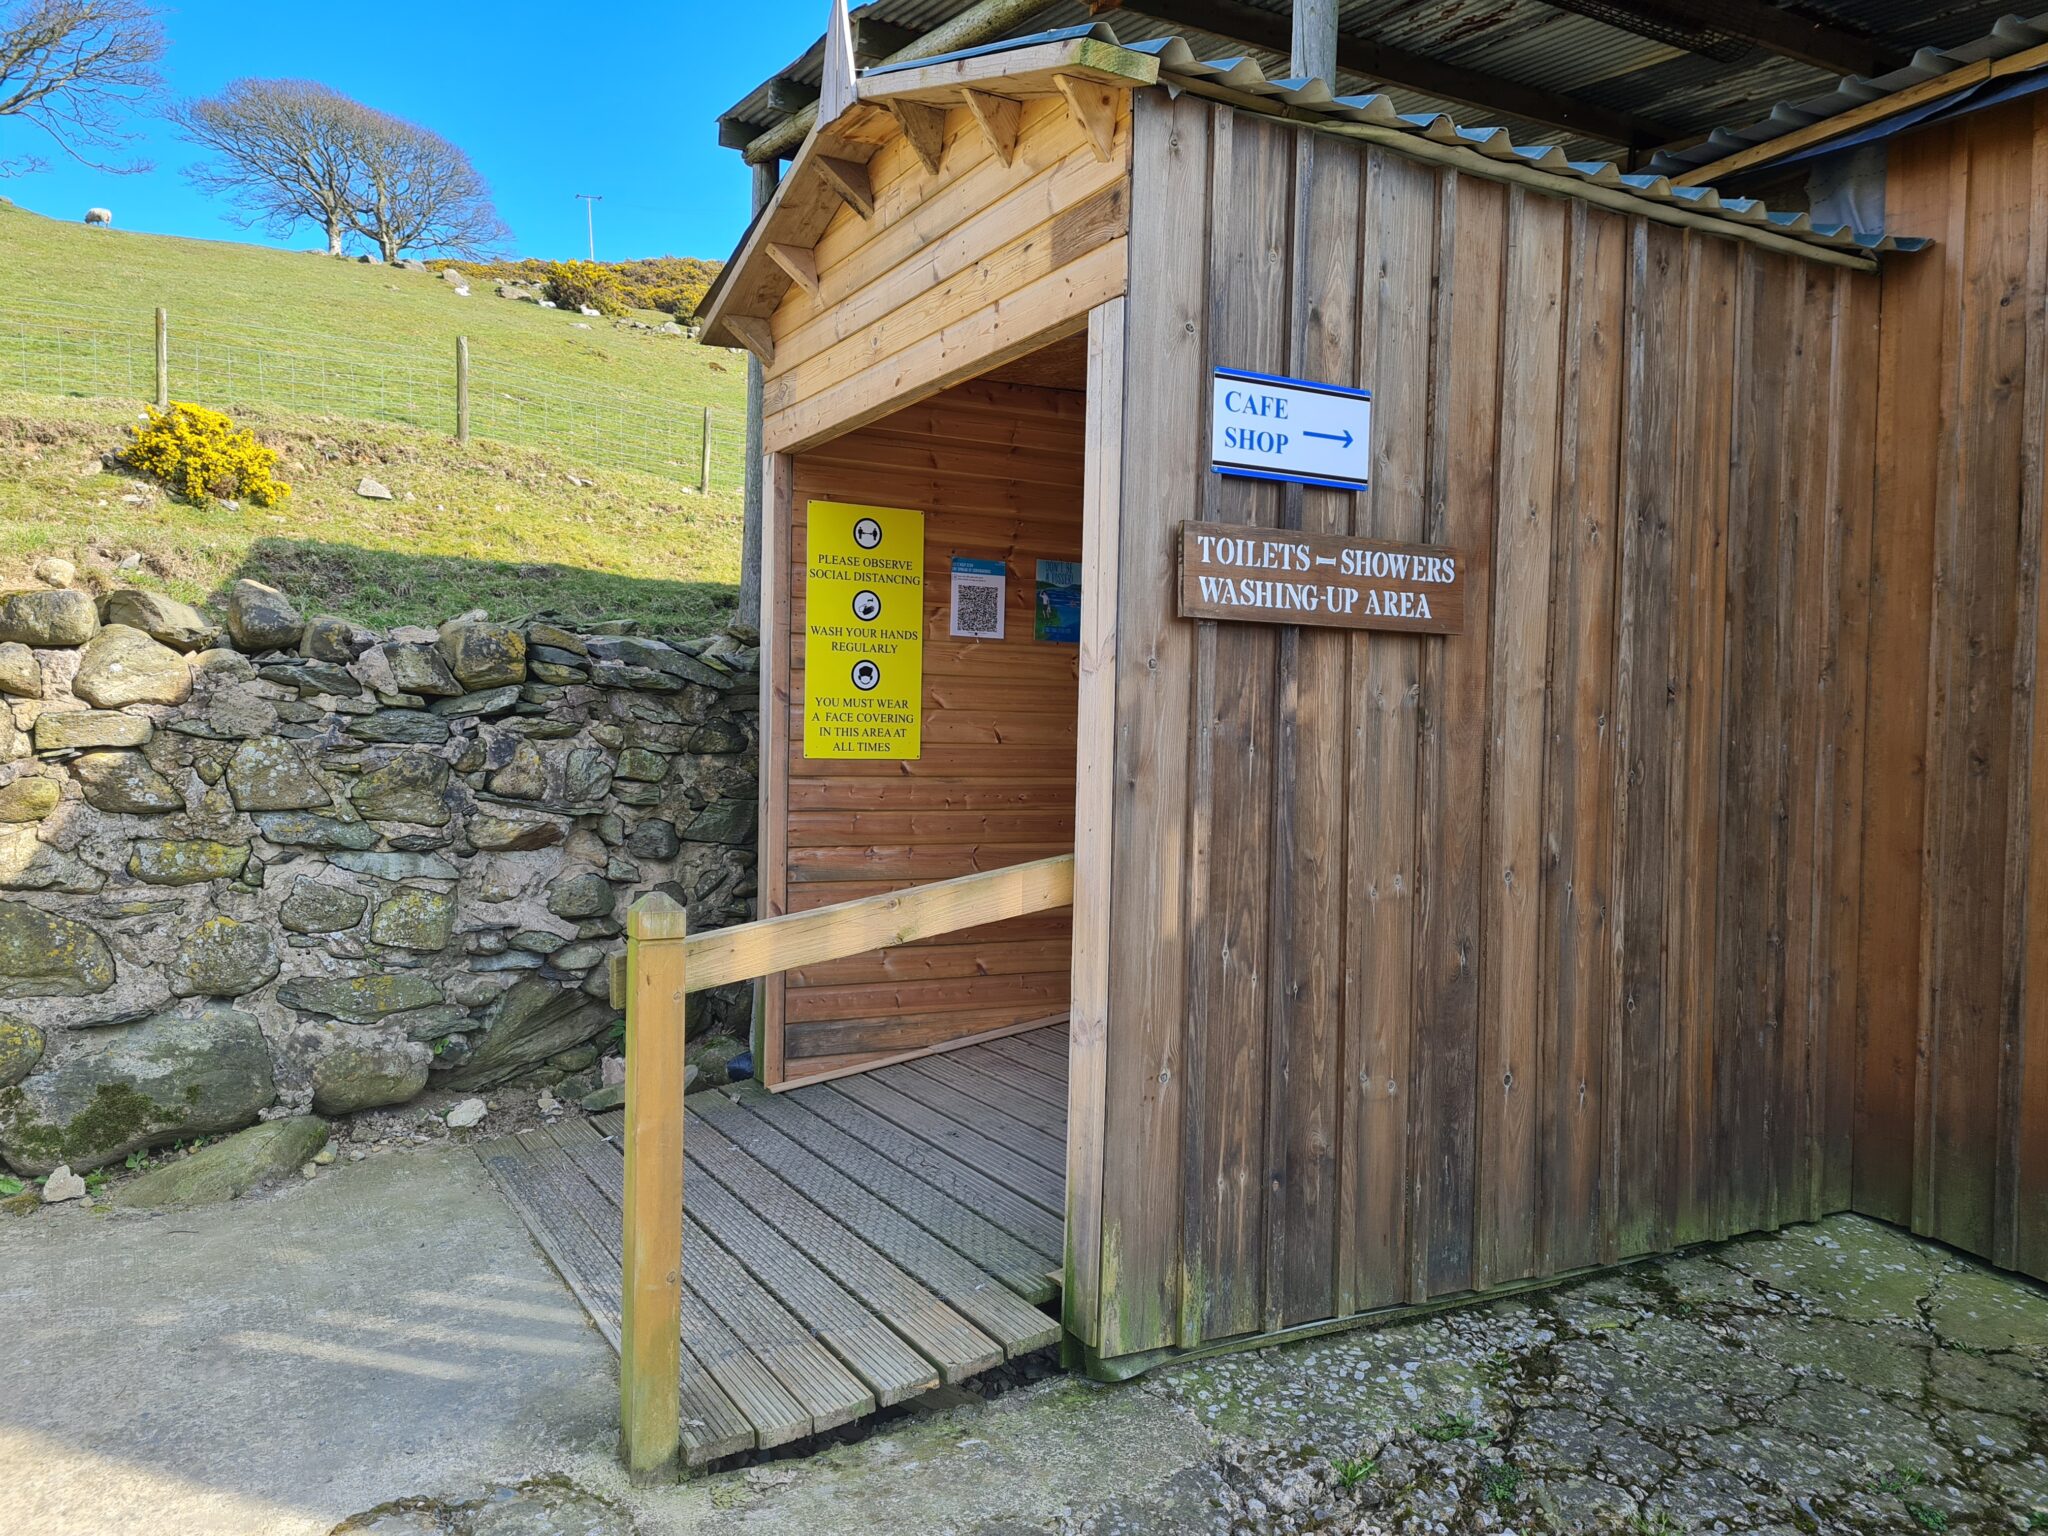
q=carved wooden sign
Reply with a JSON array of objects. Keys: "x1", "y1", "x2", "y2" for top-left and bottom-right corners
[{"x1": 1177, "y1": 520, "x2": 1466, "y2": 634}]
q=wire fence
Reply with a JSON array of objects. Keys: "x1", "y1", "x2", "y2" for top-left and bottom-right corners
[{"x1": 0, "y1": 298, "x2": 751, "y2": 491}]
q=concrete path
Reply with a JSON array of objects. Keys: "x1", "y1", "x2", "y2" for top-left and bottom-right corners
[
  {"x1": 4, "y1": 1142, "x2": 2045, "y2": 1535},
  {"x1": 0, "y1": 1146, "x2": 620, "y2": 1536}
]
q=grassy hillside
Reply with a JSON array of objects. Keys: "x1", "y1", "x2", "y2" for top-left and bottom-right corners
[
  {"x1": 0, "y1": 388, "x2": 740, "y2": 633},
  {"x1": 0, "y1": 198, "x2": 746, "y2": 413},
  {"x1": 0, "y1": 198, "x2": 749, "y2": 632}
]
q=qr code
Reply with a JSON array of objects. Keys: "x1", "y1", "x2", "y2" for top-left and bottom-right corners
[{"x1": 955, "y1": 582, "x2": 1002, "y2": 638}]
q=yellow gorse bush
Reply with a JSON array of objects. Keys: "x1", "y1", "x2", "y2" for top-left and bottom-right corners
[{"x1": 126, "y1": 402, "x2": 291, "y2": 508}]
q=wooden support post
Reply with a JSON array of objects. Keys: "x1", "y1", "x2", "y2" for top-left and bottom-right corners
[
  {"x1": 1291, "y1": 0, "x2": 1337, "y2": 86},
  {"x1": 153, "y1": 307, "x2": 168, "y2": 409},
  {"x1": 455, "y1": 335, "x2": 471, "y2": 443},
  {"x1": 619, "y1": 892, "x2": 688, "y2": 1482},
  {"x1": 699, "y1": 406, "x2": 713, "y2": 494}
]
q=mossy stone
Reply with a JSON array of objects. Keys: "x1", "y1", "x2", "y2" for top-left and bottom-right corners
[
  {"x1": 101, "y1": 590, "x2": 215, "y2": 652},
  {"x1": 253, "y1": 811, "x2": 377, "y2": 850},
  {"x1": 170, "y1": 914, "x2": 281, "y2": 998},
  {"x1": 33, "y1": 712, "x2": 152, "y2": 752},
  {"x1": 0, "y1": 901, "x2": 114, "y2": 998},
  {"x1": 349, "y1": 752, "x2": 450, "y2": 826},
  {"x1": 71, "y1": 624, "x2": 192, "y2": 708},
  {"x1": 370, "y1": 889, "x2": 455, "y2": 952},
  {"x1": 128, "y1": 839, "x2": 250, "y2": 885},
  {"x1": 279, "y1": 878, "x2": 368, "y2": 934},
  {"x1": 118, "y1": 1115, "x2": 330, "y2": 1208},
  {"x1": 73, "y1": 750, "x2": 183, "y2": 814},
  {"x1": 0, "y1": 777, "x2": 61, "y2": 823},
  {"x1": 276, "y1": 972, "x2": 443, "y2": 1023},
  {"x1": 311, "y1": 1035, "x2": 431, "y2": 1114},
  {"x1": 0, "y1": 642, "x2": 41, "y2": 699},
  {"x1": 222, "y1": 579, "x2": 303, "y2": 653},
  {"x1": 0, "y1": 1006, "x2": 273, "y2": 1174},
  {"x1": 469, "y1": 812, "x2": 563, "y2": 851},
  {"x1": 0, "y1": 1016, "x2": 44, "y2": 1087},
  {"x1": 684, "y1": 798, "x2": 756, "y2": 846},
  {"x1": 437, "y1": 619, "x2": 526, "y2": 690},
  {"x1": 0, "y1": 588, "x2": 97, "y2": 647},
  {"x1": 225, "y1": 736, "x2": 329, "y2": 812},
  {"x1": 545, "y1": 871, "x2": 614, "y2": 919}
]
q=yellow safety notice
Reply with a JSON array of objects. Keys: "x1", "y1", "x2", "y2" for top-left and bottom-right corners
[{"x1": 804, "y1": 500, "x2": 924, "y2": 759}]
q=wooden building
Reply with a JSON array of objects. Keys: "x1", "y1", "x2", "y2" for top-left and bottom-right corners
[{"x1": 694, "y1": 5, "x2": 2048, "y2": 1379}]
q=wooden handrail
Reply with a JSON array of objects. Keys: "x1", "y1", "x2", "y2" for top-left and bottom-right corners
[{"x1": 614, "y1": 852, "x2": 1075, "y2": 1477}]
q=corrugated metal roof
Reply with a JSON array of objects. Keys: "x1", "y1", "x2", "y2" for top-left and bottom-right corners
[
  {"x1": 719, "y1": 0, "x2": 2027, "y2": 162},
  {"x1": 1647, "y1": 8, "x2": 2048, "y2": 176}
]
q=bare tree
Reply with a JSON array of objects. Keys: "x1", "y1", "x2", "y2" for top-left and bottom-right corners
[
  {"x1": 0, "y1": 0, "x2": 164, "y2": 175},
  {"x1": 350, "y1": 114, "x2": 509, "y2": 263},
  {"x1": 170, "y1": 80, "x2": 379, "y2": 256}
]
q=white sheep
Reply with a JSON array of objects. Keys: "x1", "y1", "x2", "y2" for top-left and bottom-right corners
[{"x1": 84, "y1": 208, "x2": 112, "y2": 228}]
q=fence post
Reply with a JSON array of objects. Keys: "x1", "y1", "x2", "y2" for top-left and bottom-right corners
[
  {"x1": 455, "y1": 335, "x2": 471, "y2": 444},
  {"x1": 153, "y1": 307, "x2": 168, "y2": 409},
  {"x1": 620, "y1": 891, "x2": 688, "y2": 1482},
  {"x1": 700, "y1": 406, "x2": 712, "y2": 494}
]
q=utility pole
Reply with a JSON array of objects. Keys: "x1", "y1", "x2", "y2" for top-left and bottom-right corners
[{"x1": 574, "y1": 193, "x2": 602, "y2": 261}]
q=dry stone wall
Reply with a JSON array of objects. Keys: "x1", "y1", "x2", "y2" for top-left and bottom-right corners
[{"x1": 0, "y1": 578, "x2": 758, "y2": 1175}]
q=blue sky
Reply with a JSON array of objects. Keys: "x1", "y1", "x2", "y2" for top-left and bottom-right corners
[{"x1": 2, "y1": 0, "x2": 823, "y2": 260}]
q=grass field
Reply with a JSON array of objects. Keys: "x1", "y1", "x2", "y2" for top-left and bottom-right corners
[
  {"x1": 0, "y1": 198, "x2": 748, "y2": 633},
  {"x1": 0, "y1": 388, "x2": 741, "y2": 633},
  {"x1": 0, "y1": 197, "x2": 746, "y2": 415}
]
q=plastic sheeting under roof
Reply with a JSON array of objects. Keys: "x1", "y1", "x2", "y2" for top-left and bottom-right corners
[
  {"x1": 719, "y1": 0, "x2": 2030, "y2": 163},
  {"x1": 1647, "y1": 8, "x2": 2048, "y2": 177}
]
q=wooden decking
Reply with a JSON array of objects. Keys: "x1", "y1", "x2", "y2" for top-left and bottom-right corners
[{"x1": 481, "y1": 1024, "x2": 1070, "y2": 1466}]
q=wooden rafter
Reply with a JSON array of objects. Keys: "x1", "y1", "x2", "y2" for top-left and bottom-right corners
[
  {"x1": 961, "y1": 87, "x2": 1022, "y2": 165},
  {"x1": 816, "y1": 154, "x2": 876, "y2": 217},
  {"x1": 1054, "y1": 74, "x2": 1119, "y2": 162},
  {"x1": 726, "y1": 314, "x2": 776, "y2": 364},
  {"x1": 765, "y1": 242, "x2": 821, "y2": 300},
  {"x1": 888, "y1": 98, "x2": 949, "y2": 174},
  {"x1": 1122, "y1": 0, "x2": 1681, "y2": 148}
]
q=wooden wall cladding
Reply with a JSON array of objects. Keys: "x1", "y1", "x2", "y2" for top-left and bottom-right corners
[
  {"x1": 1854, "y1": 95, "x2": 2048, "y2": 1281},
  {"x1": 760, "y1": 89, "x2": 1130, "y2": 455},
  {"x1": 768, "y1": 379, "x2": 1085, "y2": 1084},
  {"x1": 1075, "y1": 93, "x2": 1887, "y2": 1362}
]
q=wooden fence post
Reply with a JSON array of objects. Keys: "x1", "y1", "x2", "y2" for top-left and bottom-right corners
[
  {"x1": 455, "y1": 335, "x2": 471, "y2": 443},
  {"x1": 700, "y1": 406, "x2": 713, "y2": 493},
  {"x1": 620, "y1": 891, "x2": 688, "y2": 1481},
  {"x1": 154, "y1": 307, "x2": 168, "y2": 409}
]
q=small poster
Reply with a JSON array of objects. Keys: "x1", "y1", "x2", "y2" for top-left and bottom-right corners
[
  {"x1": 1035, "y1": 559, "x2": 1081, "y2": 643},
  {"x1": 803, "y1": 500, "x2": 923, "y2": 759},
  {"x1": 950, "y1": 556, "x2": 1007, "y2": 639}
]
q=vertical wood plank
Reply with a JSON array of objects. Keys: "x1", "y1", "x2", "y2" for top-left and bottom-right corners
[
  {"x1": 1340, "y1": 147, "x2": 1436, "y2": 1314},
  {"x1": 761, "y1": 451, "x2": 795, "y2": 1088},
  {"x1": 1719, "y1": 247, "x2": 1797, "y2": 1240},
  {"x1": 1923, "y1": 104, "x2": 2029, "y2": 1255},
  {"x1": 1064, "y1": 296, "x2": 1126, "y2": 1347},
  {"x1": 1820, "y1": 266, "x2": 1880, "y2": 1219},
  {"x1": 1857, "y1": 121, "x2": 1949, "y2": 1227},
  {"x1": 2008, "y1": 99, "x2": 2048, "y2": 1278},
  {"x1": 1611, "y1": 219, "x2": 1683, "y2": 1257},
  {"x1": 1264, "y1": 132, "x2": 1358, "y2": 1330},
  {"x1": 1475, "y1": 186, "x2": 1564, "y2": 1289},
  {"x1": 1183, "y1": 104, "x2": 1287, "y2": 1344},
  {"x1": 1664, "y1": 234, "x2": 1736, "y2": 1243},
  {"x1": 1538, "y1": 201, "x2": 1625, "y2": 1276},
  {"x1": 1097, "y1": 89, "x2": 1206, "y2": 1358},
  {"x1": 621, "y1": 894, "x2": 689, "y2": 1481},
  {"x1": 1412, "y1": 171, "x2": 1501, "y2": 1299}
]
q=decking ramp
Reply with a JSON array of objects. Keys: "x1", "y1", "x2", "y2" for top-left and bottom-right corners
[{"x1": 481, "y1": 1025, "x2": 1069, "y2": 1466}]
